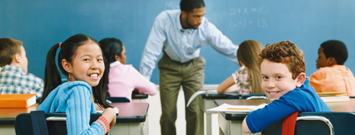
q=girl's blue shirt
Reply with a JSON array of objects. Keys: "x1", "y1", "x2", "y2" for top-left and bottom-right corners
[{"x1": 38, "y1": 81, "x2": 105, "y2": 135}]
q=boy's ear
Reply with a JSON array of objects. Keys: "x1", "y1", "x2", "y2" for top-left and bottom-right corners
[
  {"x1": 62, "y1": 59, "x2": 73, "y2": 73},
  {"x1": 327, "y1": 57, "x2": 337, "y2": 66},
  {"x1": 12, "y1": 54, "x2": 21, "y2": 64},
  {"x1": 295, "y1": 73, "x2": 306, "y2": 87}
]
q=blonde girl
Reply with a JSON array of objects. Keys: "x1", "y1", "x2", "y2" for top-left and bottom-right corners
[{"x1": 217, "y1": 40, "x2": 263, "y2": 94}]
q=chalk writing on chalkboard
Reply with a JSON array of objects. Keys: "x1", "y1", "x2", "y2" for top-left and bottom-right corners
[
  {"x1": 229, "y1": 5, "x2": 269, "y2": 28},
  {"x1": 165, "y1": 1, "x2": 179, "y2": 10}
]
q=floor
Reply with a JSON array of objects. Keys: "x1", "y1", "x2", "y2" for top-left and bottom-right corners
[{"x1": 146, "y1": 85, "x2": 220, "y2": 135}]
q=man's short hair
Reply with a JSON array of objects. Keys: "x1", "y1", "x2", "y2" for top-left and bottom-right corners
[
  {"x1": 180, "y1": 0, "x2": 205, "y2": 13},
  {"x1": 320, "y1": 40, "x2": 348, "y2": 65},
  {"x1": 259, "y1": 41, "x2": 306, "y2": 79},
  {"x1": 0, "y1": 38, "x2": 22, "y2": 67}
]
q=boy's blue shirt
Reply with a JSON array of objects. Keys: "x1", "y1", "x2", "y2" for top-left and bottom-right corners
[{"x1": 246, "y1": 78, "x2": 332, "y2": 133}]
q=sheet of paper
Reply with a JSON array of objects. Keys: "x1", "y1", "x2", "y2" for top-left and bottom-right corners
[
  {"x1": 97, "y1": 107, "x2": 119, "y2": 114},
  {"x1": 206, "y1": 103, "x2": 267, "y2": 113}
]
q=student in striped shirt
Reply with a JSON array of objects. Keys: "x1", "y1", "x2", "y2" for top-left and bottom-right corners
[{"x1": 0, "y1": 38, "x2": 44, "y2": 98}]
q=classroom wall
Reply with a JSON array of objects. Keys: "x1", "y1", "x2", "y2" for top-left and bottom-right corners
[{"x1": 1, "y1": 0, "x2": 355, "y2": 84}]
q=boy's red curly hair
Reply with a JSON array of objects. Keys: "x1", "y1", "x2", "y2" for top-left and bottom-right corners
[{"x1": 259, "y1": 41, "x2": 306, "y2": 79}]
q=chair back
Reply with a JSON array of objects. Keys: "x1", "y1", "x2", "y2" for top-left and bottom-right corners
[
  {"x1": 107, "y1": 97, "x2": 130, "y2": 103},
  {"x1": 15, "y1": 112, "x2": 102, "y2": 135},
  {"x1": 262, "y1": 112, "x2": 355, "y2": 135}
]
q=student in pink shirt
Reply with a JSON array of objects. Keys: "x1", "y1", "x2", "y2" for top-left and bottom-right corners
[{"x1": 99, "y1": 38, "x2": 157, "y2": 101}]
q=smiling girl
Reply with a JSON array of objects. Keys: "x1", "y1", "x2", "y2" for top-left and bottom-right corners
[{"x1": 38, "y1": 34, "x2": 116, "y2": 135}]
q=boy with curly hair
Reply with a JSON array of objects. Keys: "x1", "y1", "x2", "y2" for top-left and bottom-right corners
[
  {"x1": 310, "y1": 40, "x2": 355, "y2": 96},
  {"x1": 242, "y1": 41, "x2": 331, "y2": 133}
]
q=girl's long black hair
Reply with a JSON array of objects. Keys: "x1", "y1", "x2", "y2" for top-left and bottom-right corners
[{"x1": 40, "y1": 34, "x2": 111, "y2": 108}]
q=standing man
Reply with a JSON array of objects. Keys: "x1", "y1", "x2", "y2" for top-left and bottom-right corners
[{"x1": 140, "y1": 0, "x2": 238, "y2": 134}]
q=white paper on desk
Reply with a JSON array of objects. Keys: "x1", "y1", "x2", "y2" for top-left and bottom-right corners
[
  {"x1": 96, "y1": 107, "x2": 119, "y2": 114},
  {"x1": 186, "y1": 90, "x2": 238, "y2": 107},
  {"x1": 206, "y1": 103, "x2": 267, "y2": 113},
  {"x1": 46, "y1": 117, "x2": 66, "y2": 121}
]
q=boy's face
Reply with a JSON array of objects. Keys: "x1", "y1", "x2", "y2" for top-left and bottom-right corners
[
  {"x1": 260, "y1": 59, "x2": 299, "y2": 101},
  {"x1": 316, "y1": 47, "x2": 330, "y2": 69},
  {"x1": 19, "y1": 46, "x2": 28, "y2": 73}
]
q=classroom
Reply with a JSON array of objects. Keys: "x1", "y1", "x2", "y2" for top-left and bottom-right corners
[{"x1": 1, "y1": 0, "x2": 355, "y2": 135}]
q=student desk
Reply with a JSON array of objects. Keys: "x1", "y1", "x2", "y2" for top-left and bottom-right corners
[
  {"x1": 199, "y1": 93, "x2": 236, "y2": 135},
  {"x1": 214, "y1": 99, "x2": 355, "y2": 135},
  {"x1": 131, "y1": 93, "x2": 149, "y2": 133},
  {"x1": 0, "y1": 102, "x2": 149, "y2": 135}
]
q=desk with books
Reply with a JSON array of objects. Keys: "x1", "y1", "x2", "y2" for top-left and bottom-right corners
[
  {"x1": 0, "y1": 102, "x2": 149, "y2": 135},
  {"x1": 214, "y1": 99, "x2": 355, "y2": 135}
]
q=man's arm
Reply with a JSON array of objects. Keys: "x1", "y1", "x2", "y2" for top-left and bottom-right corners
[
  {"x1": 140, "y1": 14, "x2": 166, "y2": 80},
  {"x1": 205, "y1": 22, "x2": 239, "y2": 64}
]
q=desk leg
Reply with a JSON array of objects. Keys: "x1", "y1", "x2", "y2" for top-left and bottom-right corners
[
  {"x1": 219, "y1": 127, "x2": 225, "y2": 135},
  {"x1": 206, "y1": 112, "x2": 212, "y2": 135},
  {"x1": 204, "y1": 99, "x2": 217, "y2": 135},
  {"x1": 110, "y1": 123, "x2": 145, "y2": 135},
  {"x1": 218, "y1": 112, "x2": 229, "y2": 135},
  {"x1": 199, "y1": 97, "x2": 205, "y2": 135},
  {"x1": 0, "y1": 126, "x2": 16, "y2": 135},
  {"x1": 217, "y1": 113, "x2": 261, "y2": 135},
  {"x1": 230, "y1": 120, "x2": 261, "y2": 135}
]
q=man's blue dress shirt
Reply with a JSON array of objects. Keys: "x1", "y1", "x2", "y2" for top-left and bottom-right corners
[{"x1": 140, "y1": 10, "x2": 239, "y2": 80}]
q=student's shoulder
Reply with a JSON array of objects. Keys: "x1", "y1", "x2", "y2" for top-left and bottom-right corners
[
  {"x1": 311, "y1": 67, "x2": 333, "y2": 78},
  {"x1": 59, "y1": 81, "x2": 92, "y2": 95},
  {"x1": 26, "y1": 73, "x2": 44, "y2": 83},
  {"x1": 111, "y1": 64, "x2": 136, "y2": 73},
  {"x1": 316, "y1": 66, "x2": 342, "y2": 73}
]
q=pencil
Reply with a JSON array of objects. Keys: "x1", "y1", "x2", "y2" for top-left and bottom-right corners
[{"x1": 227, "y1": 108, "x2": 250, "y2": 110}]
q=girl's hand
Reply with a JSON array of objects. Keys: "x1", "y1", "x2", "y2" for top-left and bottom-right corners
[
  {"x1": 133, "y1": 88, "x2": 144, "y2": 94},
  {"x1": 101, "y1": 108, "x2": 116, "y2": 129}
]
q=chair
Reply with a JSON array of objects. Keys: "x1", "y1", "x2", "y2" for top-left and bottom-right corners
[
  {"x1": 262, "y1": 112, "x2": 355, "y2": 135},
  {"x1": 15, "y1": 112, "x2": 103, "y2": 135},
  {"x1": 106, "y1": 97, "x2": 130, "y2": 103}
]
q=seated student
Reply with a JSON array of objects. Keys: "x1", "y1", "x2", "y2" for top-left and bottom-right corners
[
  {"x1": 310, "y1": 40, "x2": 355, "y2": 96},
  {"x1": 242, "y1": 41, "x2": 331, "y2": 133},
  {"x1": 38, "y1": 34, "x2": 116, "y2": 135},
  {"x1": 0, "y1": 38, "x2": 44, "y2": 98},
  {"x1": 217, "y1": 40, "x2": 264, "y2": 94},
  {"x1": 99, "y1": 38, "x2": 157, "y2": 101}
]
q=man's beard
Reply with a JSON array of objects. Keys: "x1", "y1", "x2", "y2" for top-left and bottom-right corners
[{"x1": 185, "y1": 16, "x2": 198, "y2": 29}]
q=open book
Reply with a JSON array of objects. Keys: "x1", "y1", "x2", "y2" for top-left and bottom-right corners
[
  {"x1": 186, "y1": 90, "x2": 238, "y2": 107},
  {"x1": 206, "y1": 103, "x2": 267, "y2": 113}
]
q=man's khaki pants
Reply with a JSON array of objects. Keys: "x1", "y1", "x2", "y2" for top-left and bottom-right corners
[{"x1": 158, "y1": 53, "x2": 205, "y2": 135}]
